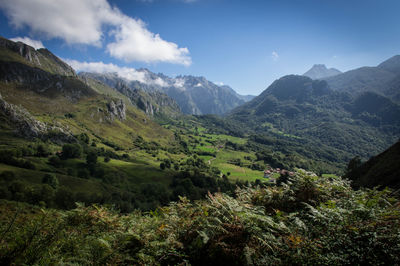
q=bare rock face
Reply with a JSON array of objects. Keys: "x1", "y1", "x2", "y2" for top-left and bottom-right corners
[
  {"x1": 0, "y1": 94, "x2": 75, "y2": 143},
  {"x1": 107, "y1": 99, "x2": 126, "y2": 121},
  {"x1": 137, "y1": 97, "x2": 155, "y2": 116}
]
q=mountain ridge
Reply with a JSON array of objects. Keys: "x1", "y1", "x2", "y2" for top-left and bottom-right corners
[
  {"x1": 80, "y1": 70, "x2": 253, "y2": 115},
  {"x1": 324, "y1": 55, "x2": 400, "y2": 102},
  {"x1": 229, "y1": 73, "x2": 400, "y2": 167},
  {"x1": 303, "y1": 64, "x2": 341, "y2": 79}
]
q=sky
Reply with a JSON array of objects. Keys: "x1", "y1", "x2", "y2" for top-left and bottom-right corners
[{"x1": 0, "y1": 0, "x2": 400, "y2": 95}]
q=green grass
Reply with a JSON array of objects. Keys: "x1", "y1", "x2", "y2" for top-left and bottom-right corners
[
  {"x1": 322, "y1": 173, "x2": 340, "y2": 178},
  {"x1": 217, "y1": 163, "x2": 264, "y2": 182},
  {"x1": 100, "y1": 156, "x2": 173, "y2": 186}
]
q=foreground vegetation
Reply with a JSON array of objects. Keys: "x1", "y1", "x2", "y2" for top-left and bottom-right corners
[{"x1": 1, "y1": 170, "x2": 399, "y2": 265}]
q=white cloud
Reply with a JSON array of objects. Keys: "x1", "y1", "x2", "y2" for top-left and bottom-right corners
[
  {"x1": 271, "y1": 51, "x2": 279, "y2": 61},
  {"x1": 10, "y1": 36, "x2": 44, "y2": 49},
  {"x1": 0, "y1": 0, "x2": 191, "y2": 65},
  {"x1": 194, "y1": 82, "x2": 203, "y2": 87},
  {"x1": 107, "y1": 18, "x2": 191, "y2": 66},
  {"x1": 65, "y1": 59, "x2": 167, "y2": 86}
]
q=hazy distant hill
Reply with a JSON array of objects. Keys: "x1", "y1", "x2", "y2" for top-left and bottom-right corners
[
  {"x1": 324, "y1": 55, "x2": 400, "y2": 102},
  {"x1": 81, "y1": 71, "x2": 252, "y2": 115},
  {"x1": 303, "y1": 64, "x2": 341, "y2": 79}
]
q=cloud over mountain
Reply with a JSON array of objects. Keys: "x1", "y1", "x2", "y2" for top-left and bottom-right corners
[
  {"x1": 66, "y1": 59, "x2": 167, "y2": 86},
  {"x1": 9, "y1": 36, "x2": 44, "y2": 49}
]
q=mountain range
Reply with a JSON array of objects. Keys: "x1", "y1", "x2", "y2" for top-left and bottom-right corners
[
  {"x1": 229, "y1": 57, "x2": 400, "y2": 166},
  {"x1": 324, "y1": 55, "x2": 400, "y2": 102},
  {"x1": 79, "y1": 71, "x2": 254, "y2": 116}
]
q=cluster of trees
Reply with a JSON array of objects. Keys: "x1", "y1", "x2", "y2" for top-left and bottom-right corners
[{"x1": 0, "y1": 143, "x2": 53, "y2": 170}]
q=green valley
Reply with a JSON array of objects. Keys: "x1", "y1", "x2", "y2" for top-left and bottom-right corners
[{"x1": 0, "y1": 32, "x2": 399, "y2": 265}]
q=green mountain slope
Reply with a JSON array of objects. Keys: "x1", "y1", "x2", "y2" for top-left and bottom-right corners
[
  {"x1": 324, "y1": 55, "x2": 400, "y2": 102},
  {"x1": 346, "y1": 140, "x2": 400, "y2": 189},
  {"x1": 229, "y1": 75, "x2": 400, "y2": 168}
]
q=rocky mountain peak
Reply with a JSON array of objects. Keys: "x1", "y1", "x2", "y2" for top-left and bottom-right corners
[
  {"x1": 0, "y1": 36, "x2": 76, "y2": 77},
  {"x1": 303, "y1": 64, "x2": 341, "y2": 79}
]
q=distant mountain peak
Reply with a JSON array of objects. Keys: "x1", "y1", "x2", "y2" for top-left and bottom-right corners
[
  {"x1": 377, "y1": 55, "x2": 400, "y2": 74},
  {"x1": 303, "y1": 64, "x2": 341, "y2": 79}
]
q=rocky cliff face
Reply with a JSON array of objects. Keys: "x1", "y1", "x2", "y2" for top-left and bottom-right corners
[
  {"x1": 107, "y1": 99, "x2": 126, "y2": 121},
  {"x1": 0, "y1": 93, "x2": 75, "y2": 143},
  {"x1": 80, "y1": 72, "x2": 181, "y2": 117},
  {"x1": 0, "y1": 37, "x2": 96, "y2": 102},
  {"x1": 0, "y1": 37, "x2": 76, "y2": 76}
]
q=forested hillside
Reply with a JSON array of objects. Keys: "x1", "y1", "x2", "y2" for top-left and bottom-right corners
[{"x1": 229, "y1": 74, "x2": 400, "y2": 168}]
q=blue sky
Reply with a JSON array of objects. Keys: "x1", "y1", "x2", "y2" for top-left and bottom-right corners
[{"x1": 1, "y1": 0, "x2": 400, "y2": 95}]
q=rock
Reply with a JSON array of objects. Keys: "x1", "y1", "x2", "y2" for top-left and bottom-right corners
[
  {"x1": 107, "y1": 99, "x2": 126, "y2": 121},
  {"x1": 0, "y1": 94, "x2": 75, "y2": 143}
]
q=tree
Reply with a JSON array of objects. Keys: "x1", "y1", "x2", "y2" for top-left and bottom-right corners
[
  {"x1": 78, "y1": 133, "x2": 90, "y2": 144},
  {"x1": 36, "y1": 144, "x2": 50, "y2": 157},
  {"x1": 164, "y1": 159, "x2": 171, "y2": 169},
  {"x1": 42, "y1": 174, "x2": 59, "y2": 189},
  {"x1": 86, "y1": 151, "x2": 98, "y2": 165},
  {"x1": 160, "y1": 162, "x2": 166, "y2": 170},
  {"x1": 62, "y1": 144, "x2": 82, "y2": 159}
]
